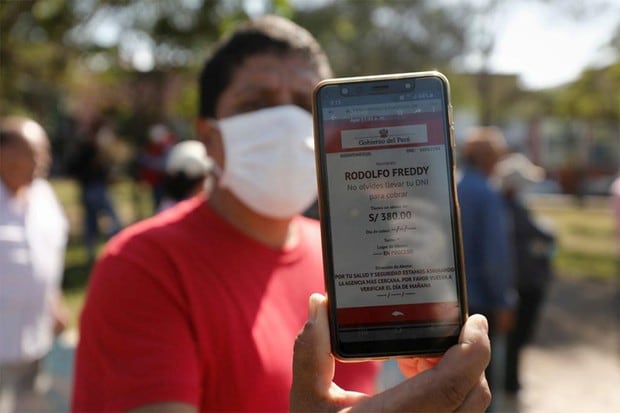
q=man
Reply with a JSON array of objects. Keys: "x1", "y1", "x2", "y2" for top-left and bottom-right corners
[
  {"x1": 457, "y1": 126, "x2": 516, "y2": 399},
  {"x1": 495, "y1": 153, "x2": 556, "y2": 395},
  {"x1": 158, "y1": 140, "x2": 213, "y2": 212},
  {"x1": 612, "y1": 174, "x2": 620, "y2": 251},
  {"x1": 137, "y1": 123, "x2": 177, "y2": 210},
  {"x1": 72, "y1": 15, "x2": 378, "y2": 413},
  {"x1": 67, "y1": 118, "x2": 122, "y2": 261},
  {"x1": 0, "y1": 116, "x2": 69, "y2": 413},
  {"x1": 72, "y1": 15, "x2": 491, "y2": 413}
]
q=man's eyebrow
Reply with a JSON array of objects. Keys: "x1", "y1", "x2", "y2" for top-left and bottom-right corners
[
  {"x1": 0, "y1": 130, "x2": 23, "y2": 146},
  {"x1": 232, "y1": 83, "x2": 271, "y2": 94}
]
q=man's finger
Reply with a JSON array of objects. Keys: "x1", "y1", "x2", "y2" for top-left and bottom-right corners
[
  {"x1": 350, "y1": 314, "x2": 490, "y2": 412},
  {"x1": 426, "y1": 314, "x2": 491, "y2": 410},
  {"x1": 454, "y1": 374, "x2": 492, "y2": 413},
  {"x1": 290, "y1": 293, "x2": 335, "y2": 410}
]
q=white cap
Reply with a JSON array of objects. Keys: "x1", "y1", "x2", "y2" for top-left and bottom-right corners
[
  {"x1": 165, "y1": 140, "x2": 213, "y2": 178},
  {"x1": 496, "y1": 153, "x2": 545, "y2": 191}
]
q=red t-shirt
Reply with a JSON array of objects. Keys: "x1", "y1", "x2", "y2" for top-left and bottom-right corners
[{"x1": 71, "y1": 197, "x2": 378, "y2": 412}]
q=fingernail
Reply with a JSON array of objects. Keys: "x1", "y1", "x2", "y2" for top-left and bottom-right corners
[
  {"x1": 478, "y1": 315, "x2": 489, "y2": 335},
  {"x1": 308, "y1": 293, "x2": 321, "y2": 323}
]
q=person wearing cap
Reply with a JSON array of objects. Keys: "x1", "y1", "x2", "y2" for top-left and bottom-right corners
[
  {"x1": 137, "y1": 124, "x2": 177, "y2": 210},
  {"x1": 457, "y1": 126, "x2": 517, "y2": 400},
  {"x1": 158, "y1": 140, "x2": 214, "y2": 212},
  {"x1": 495, "y1": 152, "x2": 556, "y2": 397},
  {"x1": 0, "y1": 116, "x2": 69, "y2": 413}
]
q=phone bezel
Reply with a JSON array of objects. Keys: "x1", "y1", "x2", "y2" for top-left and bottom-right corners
[{"x1": 312, "y1": 71, "x2": 468, "y2": 360}]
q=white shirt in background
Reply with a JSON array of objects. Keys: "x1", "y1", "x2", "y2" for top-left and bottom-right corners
[{"x1": 0, "y1": 179, "x2": 68, "y2": 364}]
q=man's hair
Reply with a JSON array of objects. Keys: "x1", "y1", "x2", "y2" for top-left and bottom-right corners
[
  {"x1": 0, "y1": 116, "x2": 30, "y2": 147},
  {"x1": 198, "y1": 14, "x2": 332, "y2": 118},
  {"x1": 0, "y1": 130, "x2": 21, "y2": 147},
  {"x1": 460, "y1": 126, "x2": 507, "y2": 167}
]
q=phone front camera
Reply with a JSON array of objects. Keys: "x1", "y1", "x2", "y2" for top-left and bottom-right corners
[{"x1": 341, "y1": 87, "x2": 349, "y2": 95}]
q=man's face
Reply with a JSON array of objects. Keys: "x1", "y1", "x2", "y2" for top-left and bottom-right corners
[
  {"x1": 215, "y1": 53, "x2": 320, "y2": 118},
  {"x1": 198, "y1": 53, "x2": 321, "y2": 168},
  {"x1": 0, "y1": 122, "x2": 50, "y2": 193}
]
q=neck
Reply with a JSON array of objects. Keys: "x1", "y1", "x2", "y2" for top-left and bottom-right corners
[
  {"x1": 466, "y1": 164, "x2": 491, "y2": 177},
  {"x1": 207, "y1": 189, "x2": 298, "y2": 249},
  {"x1": 0, "y1": 178, "x2": 28, "y2": 199}
]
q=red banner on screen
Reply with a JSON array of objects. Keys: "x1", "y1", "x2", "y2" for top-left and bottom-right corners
[
  {"x1": 323, "y1": 112, "x2": 446, "y2": 154},
  {"x1": 337, "y1": 301, "x2": 459, "y2": 327}
]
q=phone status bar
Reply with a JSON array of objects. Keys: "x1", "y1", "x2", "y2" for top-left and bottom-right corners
[{"x1": 322, "y1": 99, "x2": 443, "y2": 121}]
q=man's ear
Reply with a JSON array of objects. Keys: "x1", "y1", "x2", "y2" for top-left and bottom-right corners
[{"x1": 196, "y1": 118, "x2": 225, "y2": 170}]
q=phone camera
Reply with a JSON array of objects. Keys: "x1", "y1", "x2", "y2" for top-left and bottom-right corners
[
  {"x1": 405, "y1": 82, "x2": 412, "y2": 89},
  {"x1": 341, "y1": 87, "x2": 349, "y2": 95}
]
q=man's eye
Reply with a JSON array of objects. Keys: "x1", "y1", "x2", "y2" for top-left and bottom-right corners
[{"x1": 235, "y1": 100, "x2": 268, "y2": 114}]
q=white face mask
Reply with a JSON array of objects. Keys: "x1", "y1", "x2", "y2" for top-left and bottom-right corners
[{"x1": 215, "y1": 105, "x2": 317, "y2": 219}]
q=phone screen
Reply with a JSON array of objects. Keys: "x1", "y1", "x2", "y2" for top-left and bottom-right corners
[{"x1": 313, "y1": 73, "x2": 467, "y2": 358}]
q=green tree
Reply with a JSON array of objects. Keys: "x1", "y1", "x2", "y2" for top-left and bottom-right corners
[
  {"x1": 294, "y1": 0, "x2": 471, "y2": 77},
  {"x1": 554, "y1": 63, "x2": 620, "y2": 121}
]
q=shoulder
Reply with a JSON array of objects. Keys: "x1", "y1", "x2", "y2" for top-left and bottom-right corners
[
  {"x1": 103, "y1": 197, "x2": 207, "y2": 265},
  {"x1": 84, "y1": 200, "x2": 209, "y2": 320},
  {"x1": 457, "y1": 168, "x2": 483, "y2": 190},
  {"x1": 458, "y1": 169, "x2": 496, "y2": 198},
  {"x1": 31, "y1": 178, "x2": 60, "y2": 201},
  {"x1": 32, "y1": 179, "x2": 68, "y2": 226}
]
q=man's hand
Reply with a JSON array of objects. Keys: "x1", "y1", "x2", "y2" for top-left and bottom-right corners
[
  {"x1": 290, "y1": 294, "x2": 491, "y2": 412},
  {"x1": 52, "y1": 295, "x2": 70, "y2": 336}
]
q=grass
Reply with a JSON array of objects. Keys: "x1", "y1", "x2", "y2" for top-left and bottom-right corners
[
  {"x1": 51, "y1": 178, "x2": 618, "y2": 330},
  {"x1": 529, "y1": 197, "x2": 617, "y2": 280}
]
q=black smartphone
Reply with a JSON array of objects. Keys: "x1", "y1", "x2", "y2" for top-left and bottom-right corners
[{"x1": 312, "y1": 71, "x2": 468, "y2": 360}]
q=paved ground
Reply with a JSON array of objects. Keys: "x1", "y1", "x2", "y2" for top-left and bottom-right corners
[
  {"x1": 36, "y1": 274, "x2": 619, "y2": 413},
  {"x1": 514, "y1": 275, "x2": 620, "y2": 413}
]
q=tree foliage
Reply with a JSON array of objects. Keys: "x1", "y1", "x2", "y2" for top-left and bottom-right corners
[
  {"x1": 553, "y1": 63, "x2": 620, "y2": 121},
  {"x1": 294, "y1": 0, "x2": 472, "y2": 76},
  {"x1": 1, "y1": 0, "x2": 618, "y2": 154}
]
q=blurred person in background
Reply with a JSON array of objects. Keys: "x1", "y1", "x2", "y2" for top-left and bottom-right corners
[
  {"x1": 495, "y1": 153, "x2": 556, "y2": 398},
  {"x1": 158, "y1": 140, "x2": 213, "y2": 212},
  {"x1": 457, "y1": 126, "x2": 517, "y2": 406},
  {"x1": 67, "y1": 118, "x2": 122, "y2": 262},
  {"x1": 0, "y1": 116, "x2": 70, "y2": 413},
  {"x1": 611, "y1": 173, "x2": 620, "y2": 255},
  {"x1": 137, "y1": 123, "x2": 176, "y2": 210}
]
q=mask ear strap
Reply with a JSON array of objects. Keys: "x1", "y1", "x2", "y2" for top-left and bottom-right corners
[
  {"x1": 205, "y1": 119, "x2": 223, "y2": 178},
  {"x1": 203, "y1": 161, "x2": 222, "y2": 196}
]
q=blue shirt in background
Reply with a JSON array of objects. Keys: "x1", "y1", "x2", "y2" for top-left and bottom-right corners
[{"x1": 457, "y1": 166, "x2": 516, "y2": 312}]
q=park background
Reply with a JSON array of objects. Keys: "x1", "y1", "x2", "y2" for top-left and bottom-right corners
[{"x1": 1, "y1": 1, "x2": 619, "y2": 412}]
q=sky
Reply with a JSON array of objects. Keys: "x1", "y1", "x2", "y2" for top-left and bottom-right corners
[
  {"x1": 283, "y1": 0, "x2": 620, "y2": 90},
  {"x1": 94, "y1": 0, "x2": 619, "y2": 90},
  {"x1": 452, "y1": 1, "x2": 620, "y2": 89}
]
